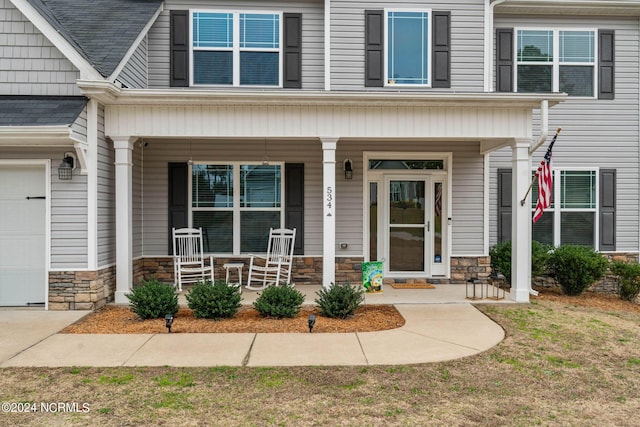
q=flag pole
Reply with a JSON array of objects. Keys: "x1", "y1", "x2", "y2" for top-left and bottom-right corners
[{"x1": 519, "y1": 128, "x2": 561, "y2": 206}]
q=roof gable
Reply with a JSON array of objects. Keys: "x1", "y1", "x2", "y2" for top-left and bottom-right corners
[{"x1": 26, "y1": 0, "x2": 163, "y2": 78}]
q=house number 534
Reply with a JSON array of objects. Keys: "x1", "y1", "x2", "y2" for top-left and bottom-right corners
[{"x1": 326, "y1": 186, "x2": 333, "y2": 212}]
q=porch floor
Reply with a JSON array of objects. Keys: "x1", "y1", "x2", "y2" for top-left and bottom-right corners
[{"x1": 178, "y1": 283, "x2": 513, "y2": 306}]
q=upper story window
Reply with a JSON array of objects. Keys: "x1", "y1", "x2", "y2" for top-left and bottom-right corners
[
  {"x1": 516, "y1": 29, "x2": 595, "y2": 97},
  {"x1": 192, "y1": 11, "x2": 281, "y2": 86},
  {"x1": 365, "y1": 9, "x2": 449, "y2": 88},
  {"x1": 386, "y1": 11, "x2": 431, "y2": 86}
]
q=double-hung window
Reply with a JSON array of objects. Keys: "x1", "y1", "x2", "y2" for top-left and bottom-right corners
[
  {"x1": 191, "y1": 163, "x2": 283, "y2": 254},
  {"x1": 192, "y1": 11, "x2": 281, "y2": 86},
  {"x1": 385, "y1": 10, "x2": 431, "y2": 86},
  {"x1": 532, "y1": 169, "x2": 598, "y2": 248},
  {"x1": 516, "y1": 29, "x2": 596, "y2": 96}
]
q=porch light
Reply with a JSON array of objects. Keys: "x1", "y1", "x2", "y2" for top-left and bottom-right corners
[
  {"x1": 58, "y1": 152, "x2": 75, "y2": 180},
  {"x1": 344, "y1": 159, "x2": 353, "y2": 179}
]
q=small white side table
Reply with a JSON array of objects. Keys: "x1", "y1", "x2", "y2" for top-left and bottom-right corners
[{"x1": 223, "y1": 263, "x2": 244, "y2": 287}]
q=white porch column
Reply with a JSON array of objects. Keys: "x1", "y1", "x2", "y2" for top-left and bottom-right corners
[
  {"x1": 321, "y1": 137, "x2": 338, "y2": 288},
  {"x1": 113, "y1": 137, "x2": 135, "y2": 304},
  {"x1": 511, "y1": 139, "x2": 532, "y2": 302}
]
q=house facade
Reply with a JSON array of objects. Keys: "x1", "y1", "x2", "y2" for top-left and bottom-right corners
[{"x1": 0, "y1": 0, "x2": 637, "y2": 310}]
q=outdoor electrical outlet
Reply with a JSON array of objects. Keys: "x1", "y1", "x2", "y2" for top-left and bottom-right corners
[{"x1": 340, "y1": 242, "x2": 348, "y2": 249}]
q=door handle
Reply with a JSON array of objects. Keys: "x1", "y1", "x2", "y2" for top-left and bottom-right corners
[
  {"x1": 427, "y1": 221, "x2": 430, "y2": 232},
  {"x1": 26, "y1": 196, "x2": 46, "y2": 200}
]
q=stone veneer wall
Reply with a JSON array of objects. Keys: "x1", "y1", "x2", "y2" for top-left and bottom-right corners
[
  {"x1": 137, "y1": 256, "x2": 490, "y2": 286},
  {"x1": 533, "y1": 252, "x2": 639, "y2": 295},
  {"x1": 48, "y1": 265, "x2": 116, "y2": 310}
]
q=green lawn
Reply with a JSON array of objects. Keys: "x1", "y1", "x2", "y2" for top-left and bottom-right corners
[{"x1": 1, "y1": 299, "x2": 639, "y2": 426}]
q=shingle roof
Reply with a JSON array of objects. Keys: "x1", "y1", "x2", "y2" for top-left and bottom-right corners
[
  {"x1": 0, "y1": 96, "x2": 88, "y2": 126},
  {"x1": 26, "y1": 0, "x2": 163, "y2": 78}
]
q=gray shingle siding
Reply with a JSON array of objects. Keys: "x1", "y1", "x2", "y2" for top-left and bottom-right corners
[{"x1": 0, "y1": 0, "x2": 80, "y2": 95}]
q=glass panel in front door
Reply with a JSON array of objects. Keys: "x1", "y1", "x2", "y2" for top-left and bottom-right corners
[{"x1": 388, "y1": 180, "x2": 426, "y2": 271}]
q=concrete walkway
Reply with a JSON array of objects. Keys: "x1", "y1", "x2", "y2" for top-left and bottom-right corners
[{"x1": 0, "y1": 285, "x2": 508, "y2": 367}]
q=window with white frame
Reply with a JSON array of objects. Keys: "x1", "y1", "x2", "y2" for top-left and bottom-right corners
[
  {"x1": 191, "y1": 163, "x2": 283, "y2": 253},
  {"x1": 192, "y1": 11, "x2": 281, "y2": 86},
  {"x1": 386, "y1": 10, "x2": 431, "y2": 86},
  {"x1": 516, "y1": 29, "x2": 596, "y2": 96},
  {"x1": 532, "y1": 170, "x2": 597, "y2": 247}
]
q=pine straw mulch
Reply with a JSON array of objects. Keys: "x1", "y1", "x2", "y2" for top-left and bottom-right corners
[{"x1": 61, "y1": 304, "x2": 405, "y2": 334}]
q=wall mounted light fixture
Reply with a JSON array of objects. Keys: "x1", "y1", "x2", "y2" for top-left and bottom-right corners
[
  {"x1": 58, "y1": 152, "x2": 76, "y2": 180},
  {"x1": 344, "y1": 158, "x2": 353, "y2": 179}
]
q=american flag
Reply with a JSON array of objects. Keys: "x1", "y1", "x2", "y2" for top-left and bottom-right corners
[{"x1": 532, "y1": 134, "x2": 558, "y2": 223}]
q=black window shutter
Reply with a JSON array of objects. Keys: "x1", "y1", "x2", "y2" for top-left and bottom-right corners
[
  {"x1": 495, "y1": 28, "x2": 514, "y2": 92},
  {"x1": 598, "y1": 30, "x2": 615, "y2": 100},
  {"x1": 365, "y1": 10, "x2": 384, "y2": 87},
  {"x1": 285, "y1": 163, "x2": 304, "y2": 255},
  {"x1": 432, "y1": 11, "x2": 451, "y2": 88},
  {"x1": 599, "y1": 169, "x2": 616, "y2": 251},
  {"x1": 497, "y1": 169, "x2": 512, "y2": 243},
  {"x1": 283, "y1": 13, "x2": 302, "y2": 88},
  {"x1": 170, "y1": 10, "x2": 189, "y2": 87},
  {"x1": 168, "y1": 163, "x2": 189, "y2": 254}
]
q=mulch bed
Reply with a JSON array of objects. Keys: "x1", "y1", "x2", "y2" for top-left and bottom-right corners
[{"x1": 61, "y1": 304, "x2": 406, "y2": 334}]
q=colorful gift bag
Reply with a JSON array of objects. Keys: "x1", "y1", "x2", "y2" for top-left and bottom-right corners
[{"x1": 362, "y1": 261, "x2": 383, "y2": 292}]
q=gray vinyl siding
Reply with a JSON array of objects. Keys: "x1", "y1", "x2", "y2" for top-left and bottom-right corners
[
  {"x1": 71, "y1": 108, "x2": 87, "y2": 143},
  {"x1": 138, "y1": 139, "x2": 483, "y2": 256},
  {"x1": 330, "y1": 0, "x2": 485, "y2": 91},
  {"x1": 97, "y1": 104, "x2": 115, "y2": 266},
  {"x1": 51, "y1": 153, "x2": 88, "y2": 268},
  {"x1": 147, "y1": 0, "x2": 324, "y2": 89},
  {"x1": 339, "y1": 140, "x2": 484, "y2": 256},
  {"x1": 138, "y1": 139, "x2": 322, "y2": 255},
  {"x1": 0, "y1": 0, "x2": 81, "y2": 96},
  {"x1": 489, "y1": 15, "x2": 640, "y2": 253},
  {"x1": 117, "y1": 35, "x2": 148, "y2": 89}
]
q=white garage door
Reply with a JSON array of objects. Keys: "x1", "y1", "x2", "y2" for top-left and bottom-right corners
[{"x1": 0, "y1": 165, "x2": 46, "y2": 306}]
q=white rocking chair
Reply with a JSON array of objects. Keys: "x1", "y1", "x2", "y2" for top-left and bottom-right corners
[
  {"x1": 246, "y1": 228, "x2": 296, "y2": 290},
  {"x1": 172, "y1": 227, "x2": 215, "y2": 291}
]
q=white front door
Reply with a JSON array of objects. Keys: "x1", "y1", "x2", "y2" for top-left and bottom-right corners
[
  {"x1": 368, "y1": 173, "x2": 447, "y2": 278},
  {"x1": 385, "y1": 176, "x2": 448, "y2": 276},
  {"x1": 0, "y1": 165, "x2": 47, "y2": 306}
]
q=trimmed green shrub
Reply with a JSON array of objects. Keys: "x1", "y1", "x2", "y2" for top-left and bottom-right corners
[
  {"x1": 126, "y1": 278, "x2": 179, "y2": 320},
  {"x1": 548, "y1": 245, "x2": 608, "y2": 296},
  {"x1": 531, "y1": 241, "x2": 554, "y2": 278},
  {"x1": 315, "y1": 282, "x2": 365, "y2": 319},
  {"x1": 489, "y1": 240, "x2": 553, "y2": 281},
  {"x1": 253, "y1": 285, "x2": 304, "y2": 318},
  {"x1": 489, "y1": 240, "x2": 512, "y2": 281},
  {"x1": 186, "y1": 280, "x2": 242, "y2": 320},
  {"x1": 611, "y1": 261, "x2": 640, "y2": 302}
]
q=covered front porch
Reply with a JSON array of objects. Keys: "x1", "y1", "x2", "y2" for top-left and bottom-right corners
[{"x1": 90, "y1": 85, "x2": 564, "y2": 304}]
